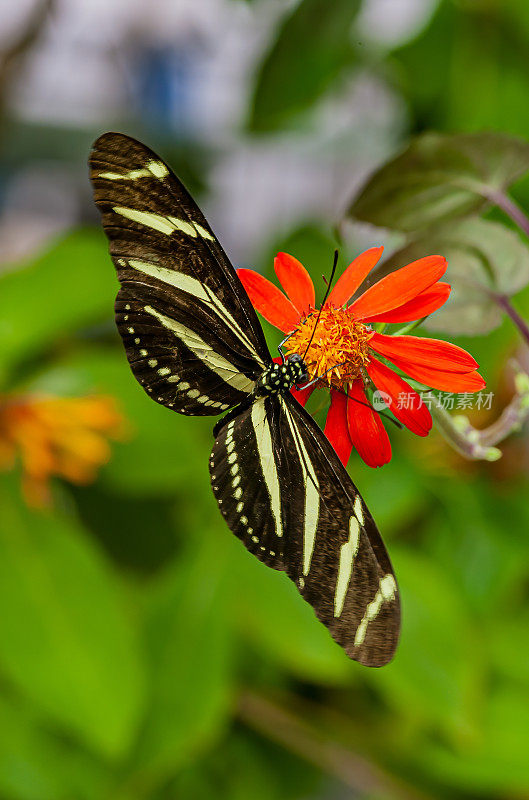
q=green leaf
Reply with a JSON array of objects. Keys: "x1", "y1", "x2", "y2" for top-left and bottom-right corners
[
  {"x1": 0, "y1": 693, "x2": 111, "y2": 800},
  {"x1": 72, "y1": 485, "x2": 180, "y2": 574},
  {"x1": 231, "y1": 538, "x2": 353, "y2": 684},
  {"x1": 248, "y1": 0, "x2": 361, "y2": 132},
  {"x1": 374, "y1": 217, "x2": 529, "y2": 335},
  {"x1": 419, "y1": 685, "x2": 529, "y2": 794},
  {"x1": 392, "y1": 1, "x2": 529, "y2": 141},
  {"x1": 348, "y1": 131, "x2": 529, "y2": 232},
  {"x1": 343, "y1": 450, "x2": 427, "y2": 537},
  {"x1": 0, "y1": 229, "x2": 114, "y2": 385},
  {"x1": 0, "y1": 477, "x2": 145, "y2": 759},
  {"x1": 424, "y1": 480, "x2": 529, "y2": 617},
  {"x1": 132, "y1": 529, "x2": 234, "y2": 790},
  {"x1": 373, "y1": 548, "x2": 481, "y2": 732},
  {"x1": 173, "y1": 730, "x2": 316, "y2": 800}
]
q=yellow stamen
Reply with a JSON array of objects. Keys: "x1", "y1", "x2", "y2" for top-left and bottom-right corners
[{"x1": 286, "y1": 306, "x2": 373, "y2": 390}]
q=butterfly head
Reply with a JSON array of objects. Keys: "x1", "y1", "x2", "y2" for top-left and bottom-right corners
[{"x1": 258, "y1": 355, "x2": 309, "y2": 394}]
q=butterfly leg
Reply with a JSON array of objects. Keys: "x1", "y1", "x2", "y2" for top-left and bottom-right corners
[
  {"x1": 295, "y1": 360, "x2": 351, "y2": 391},
  {"x1": 278, "y1": 331, "x2": 297, "y2": 363}
]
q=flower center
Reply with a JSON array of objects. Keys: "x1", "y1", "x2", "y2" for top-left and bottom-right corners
[{"x1": 286, "y1": 305, "x2": 373, "y2": 390}]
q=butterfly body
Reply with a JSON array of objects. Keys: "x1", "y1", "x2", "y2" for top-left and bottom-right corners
[
  {"x1": 257, "y1": 356, "x2": 309, "y2": 393},
  {"x1": 90, "y1": 132, "x2": 400, "y2": 667}
]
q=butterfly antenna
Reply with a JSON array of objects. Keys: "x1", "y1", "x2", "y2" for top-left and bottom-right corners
[{"x1": 302, "y1": 249, "x2": 339, "y2": 363}]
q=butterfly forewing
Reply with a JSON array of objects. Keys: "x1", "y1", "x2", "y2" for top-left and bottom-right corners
[
  {"x1": 89, "y1": 132, "x2": 270, "y2": 413},
  {"x1": 210, "y1": 393, "x2": 400, "y2": 667},
  {"x1": 114, "y1": 289, "x2": 256, "y2": 414}
]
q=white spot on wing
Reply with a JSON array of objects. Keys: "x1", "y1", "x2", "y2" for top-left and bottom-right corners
[
  {"x1": 252, "y1": 398, "x2": 282, "y2": 538},
  {"x1": 333, "y1": 517, "x2": 361, "y2": 618},
  {"x1": 143, "y1": 305, "x2": 256, "y2": 394},
  {"x1": 113, "y1": 206, "x2": 213, "y2": 241},
  {"x1": 281, "y1": 398, "x2": 319, "y2": 574},
  {"x1": 353, "y1": 495, "x2": 364, "y2": 525},
  {"x1": 354, "y1": 574, "x2": 397, "y2": 647},
  {"x1": 113, "y1": 207, "x2": 175, "y2": 235},
  {"x1": 193, "y1": 222, "x2": 214, "y2": 241},
  {"x1": 147, "y1": 160, "x2": 169, "y2": 179},
  {"x1": 127, "y1": 258, "x2": 262, "y2": 364}
]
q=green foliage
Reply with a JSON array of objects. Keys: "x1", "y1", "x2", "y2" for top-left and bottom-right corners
[
  {"x1": 231, "y1": 539, "x2": 353, "y2": 684},
  {"x1": 35, "y1": 347, "x2": 211, "y2": 496},
  {"x1": 377, "y1": 218, "x2": 529, "y2": 335},
  {"x1": 248, "y1": 0, "x2": 362, "y2": 132},
  {"x1": 0, "y1": 230, "x2": 114, "y2": 386},
  {"x1": 346, "y1": 129, "x2": 529, "y2": 337},
  {"x1": 392, "y1": 0, "x2": 529, "y2": 139},
  {"x1": 4, "y1": 2, "x2": 529, "y2": 796},
  {"x1": 348, "y1": 131, "x2": 529, "y2": 232},
  {"x1": 134, "y1": 535, "x2": 235, "y2": 789},
  {"x1": 2, "y1": 215, "x2": 528, "y2": 799},
  {"x1": 0, "y1": 694, "x2": 111, "y2": 800},
  {"x1": 0, "y1": 478, "x2": 144, "y2": 759}
]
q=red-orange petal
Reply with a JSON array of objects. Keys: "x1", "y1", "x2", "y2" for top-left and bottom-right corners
[
  {"x1": 274, "y1": 252, "x2": 315, "y2": 315},
  {"x1": 369, "y1": 332, "x2": 479, "y2": 373},
  {"x1": 349, "y1": 255, "x2": 447, "y2": 320},
  {"x1": 366, "y1": 356, "x2": 432, "y2": 436},
  {"x1": 327, "y1": 247, "x2": 384, "y2": 308},
  {"x1": 238, "y1": 269, "x2": 300, "y2": 333},
  {"x1": 323, "y1": 389, "x2": 353, "y2": 466},
  {"x1": 370, "y1": 352, "x2": 485, "y2": 392},
  {"x1": 360, "y1": 282, "x2": 451, "y2": 324},
  {"x1": 347, "y1": 381, "x2": 392, "y2": 468}
]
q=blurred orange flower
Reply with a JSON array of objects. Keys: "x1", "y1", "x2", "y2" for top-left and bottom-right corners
[{"x1": 0, "y1": 394, "x2": 126, "y2": 506}]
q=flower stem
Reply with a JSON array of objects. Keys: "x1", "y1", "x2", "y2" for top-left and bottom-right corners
[
  {"x1": 432, "y1": 403, "x2": 502, "y2": 461},
  {"x1": 393, "y1": 316, "x2": 427, "y2": 336},
  {"x1": 237, "y1": 690, "x2": 431, "y2": 800},
  {"x1": 487, "y1": 188, "x2": 529, "y2": 238},
  {"x1": 493, "y1": 293, "x2": 529, "y2": 347},
  {"x1": 432, "y1": 361, "x2": 529, "y2": 460}
]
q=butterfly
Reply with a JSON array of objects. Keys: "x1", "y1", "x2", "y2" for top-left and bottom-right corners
[{"x1": 89, "y1": 132, "x2": 400, "y2": 667}]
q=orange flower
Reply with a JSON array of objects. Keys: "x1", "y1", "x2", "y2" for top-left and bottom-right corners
[
  {"x1": 238, "y1": 248, "x2": 485, "y2": 468},
  {"x1": 0, "y1": 394, "x2": 126, "y2": 506}
]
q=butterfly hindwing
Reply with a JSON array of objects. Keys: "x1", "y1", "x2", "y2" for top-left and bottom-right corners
[
  {"x1": 209, "y1": 393, "x2": 400, "y2": 667},
  {"x1": 90, "y1": 132, "x2": 270, "y2": 414},
  {"x1": 210, "y1": 396, "x2": 289, "y2": 571}
]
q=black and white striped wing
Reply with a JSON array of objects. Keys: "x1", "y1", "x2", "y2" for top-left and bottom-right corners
[
  {"x1": 209, "y1": 393, "x2": 400, "y2": 667},
  {"x1": 90, "y1": 132, "x2": 270, "y2": 415}
]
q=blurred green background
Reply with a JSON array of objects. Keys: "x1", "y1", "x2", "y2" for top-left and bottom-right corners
[{"x1": 2, "y1": 1, "x2": 529, "y2": 798}]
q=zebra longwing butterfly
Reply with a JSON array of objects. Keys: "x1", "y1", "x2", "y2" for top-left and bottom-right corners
[{"x1": 89, "y1": 132, "x2": 400, "y2": 667}]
